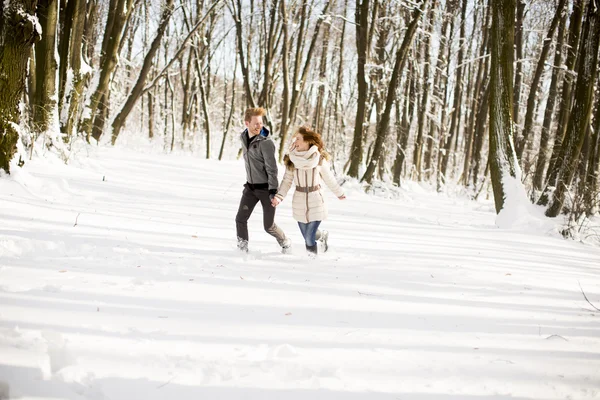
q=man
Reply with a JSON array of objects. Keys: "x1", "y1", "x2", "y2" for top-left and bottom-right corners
[{"x1": 235, "y1": 107, "x2": 291, "y2": 253}]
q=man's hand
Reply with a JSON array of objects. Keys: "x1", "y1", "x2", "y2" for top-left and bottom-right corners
[
  {"x1": 338, "y1": 195, "x2": 346, "y2": 200},
  {"x1": 271, "y1": 197, "x2": 281, "y2": 207}
]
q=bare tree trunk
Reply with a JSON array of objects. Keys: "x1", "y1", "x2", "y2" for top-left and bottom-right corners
[
  {"x1": 515, "y1": 0, "x2": 566, "y2": 160},
  {"x1": 347, "y1": 0, "x2": 371, "y2": 178},
  {"x1": 0, "y1": 0, "x2": 41, "y2": 173},
  {"x1": 219, "y1": 54, "x2": 237, "y2": 160},
  {"x1": 362, "y1": 0, "x2": 426, "y2": 184},
  {"x1": 513, "y1": 0, "x2": 525, "y2": 124},
  {"x1": 111, "y1": 0, "x2": 221, "y2": 145},
  {"x1": 80, "y1": 0, "x2": 132, "y2": 141},
  {"x1": 533, "y1": 12, "x2": 567, "y2": 191},
  {"x1": 57, "y1": 0, "x2": 75, "y2": 112},
  {"x1": 111, "y1": 0, "x2": 176, "y2": 144},
  {"x1": 425, "y1": 0, "x2": 454, "y2": 180},
  {"x1": 279, "y1": 0, "x2": 290, "y2": 159},
  {"x1": 462, "y1": 2, "x2": 490, "y2": 187},
  {"x1": 545, "y1": 0, "x2": 600, "y2": 217},
  {"x1": 63, "y1": 0, "x2": 89, "y2": 142},
  {"x1": 585, "y1": 92, "x2": 600, "y2": 214},
  {"x1": 194, "y1": 42, "x2": 212, "y2": 159},
  {"x1": 313, "y1": 4, "x2": 334, "y2": 134},
  {"x1": 83, "y1": 0, "x2": 99, "y2": 65},
  {"x1": 330, "y1": 0, "x2": 348, "y2": 165},
  {"x1": 440, "y1": 0, "x2": 465, "y2": 184},
  {"x1": 181, "y1": 47, "x2": 194, "y2": 144},
  {"x1": 229, "y1": 0, "x2": 256, "y2": 108},
  {"x1": 148, "y1": 91, "x2": 154, "y2": 139},
  {"x1": 392, "y1": 58, "x2": 416, "y2": 186},
  {"x1": 278, "y1": 1, "x2": 331, "y2": 159},
  {"x1": 542, "y1": 0, "x2": 585, "y2": 198},
  {"x1": 34, "y1": 0, "x2": 59, "y2": 134},
  {"x1": 471, "y1": 79, "x2": 490, "y2": 188},
  {"x1": 258, "y1": 0, "x2": 278, "y2": 110},
  {"x1": 436, "y1": 16, "x2": 455, "y2": 191},
  {"x1": 489, "y1": 0, "x2": 520, "y2": 214},
  {"x1": 412, "y1": 0, "x2": 436, "y2": 181}
]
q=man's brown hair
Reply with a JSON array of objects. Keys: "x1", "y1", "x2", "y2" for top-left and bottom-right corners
[{"x1": 244, "y1": 107, "x2": 266, "y2": 122}]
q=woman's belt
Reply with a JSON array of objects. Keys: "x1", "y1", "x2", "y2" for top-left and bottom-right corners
[{"x1": 296, "y1": 185, "x2": 321, "y2": 193}]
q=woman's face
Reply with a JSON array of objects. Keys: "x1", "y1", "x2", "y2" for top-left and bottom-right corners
[{"x1": 293, "y1": 134, "x2": 310, "y2": 151}]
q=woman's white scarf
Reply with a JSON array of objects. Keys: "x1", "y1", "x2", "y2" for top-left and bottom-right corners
[{"x1": 289, "y1": 145, "x2": 320, "y2": 170}]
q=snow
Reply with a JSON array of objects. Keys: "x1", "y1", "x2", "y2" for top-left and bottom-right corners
[
  {"x1": 80, "y1": 57, "x2": 93, "y2": 76},
  {"x1": 61, "y1": 69, "x2": 74, "y2": 126},
  {"x1": 1, "y1": 145, "x2": 599, "y2": 400}
]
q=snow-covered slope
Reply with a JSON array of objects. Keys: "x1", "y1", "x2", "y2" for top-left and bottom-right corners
[{"x1": 1, "y1": 147, "x2": 599, "y2": 400}]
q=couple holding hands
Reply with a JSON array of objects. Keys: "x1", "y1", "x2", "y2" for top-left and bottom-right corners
[{"x1": 235, "y1": 107, "x2": 346, "y2": 256}]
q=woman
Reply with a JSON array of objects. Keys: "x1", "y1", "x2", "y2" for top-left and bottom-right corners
[{"x1": 271, "y1": 126, "x2": 346, "y2": 255}]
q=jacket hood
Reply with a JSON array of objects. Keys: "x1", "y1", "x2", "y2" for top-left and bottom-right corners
[{"x1": 242, "y1": 126, "x2": 270, "y2": 138}]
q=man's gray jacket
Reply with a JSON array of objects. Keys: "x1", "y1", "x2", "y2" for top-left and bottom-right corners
[{"x1": 240, "y1": 127, "x2": 279, "y2": 191}]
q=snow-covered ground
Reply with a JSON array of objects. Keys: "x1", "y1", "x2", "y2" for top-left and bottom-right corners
[{"x1": 1, "y1": 146, "x2": 599, "y2": 400}]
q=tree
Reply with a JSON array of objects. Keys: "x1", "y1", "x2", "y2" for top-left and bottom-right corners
[
  {"x1": 361, "y1": 0, "x2": 426, "y2": 184},
  {"x1": 412, "y1": 0, "x2": 436, "y2": 180},
  {"x1": 80, "y1": 0, "x2": 134, "y2": 142},
  {"x1": 488, "y1": 0, "x2": 520, "y2": 213},
  {"x1": 515, "y1": 0, "x2": 566, "y2": 160},
  {"x1": 33, "y1": 0, "x2": 59, "y2": 134},
  {"x1": 110, "y1": 0, "x2": 176, "y2": 144},
  {"x1": 440, "y1": 0, "x2": 466, "y2": 184},
  {"x1": 544, "y1": 0, "x2": 600, "y2": 217},
  {"x1": 347, "y1": 0, "x2": 372, "y2": 178},
  {"x1": 0, "y1": 0, "x2": 41, "y2": 173}
]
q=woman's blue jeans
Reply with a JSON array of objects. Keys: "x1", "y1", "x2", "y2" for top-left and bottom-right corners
[{"x1": 298, "y1": 221, "x2": 321, "y2": 246}]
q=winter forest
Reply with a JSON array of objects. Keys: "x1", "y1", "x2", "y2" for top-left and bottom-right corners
[
  {"x1": 0, "y1": 0, "x2": 599, "y2": 231},
  {"x1": 2, "y1": 0, "x2": 600, "y2": 398}
]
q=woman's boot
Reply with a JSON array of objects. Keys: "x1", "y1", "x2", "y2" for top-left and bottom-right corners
[{"x1": 306, "y1": 244, "x2": 318, "y2": 256}]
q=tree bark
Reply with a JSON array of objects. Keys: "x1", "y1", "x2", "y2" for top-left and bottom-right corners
[
  {"x1": 542, "y1": 0, "x2": 585, "y2": 200},
  {"x1": 545, "y1": 0, "x2": 600, "y2": 217},
  {"x1": 278, "y1": 1, "x2": 331, "y2": 159},
  {"x1": 585, "y1": 91, "x2": 600, "y2": 215},
  {"x1": 515, "y1": 0, "x2": 566, "y2": 160},
  {"x1": 347, "y1": 0, "x2": 370, "y2": 178},
  {"x1": 279, "y1": 0, "x2": 290, "y2": 160},
  {"x1": 219, "y1": 54, "x2": 237, "y2": 160},
  {"x1": 362, "y1": 0, "x2": 426, "y2": 184},
  {"x1": 111, "y1": 0, "x2": 175, "y2": 144},
  {"x1": 440, "y1": 0, "x2": 466, "y2": 184},
  {"x1": 392, "y1": 57, "x2": 416, "y2": 186},
  {"x1": 34, "y1": 0, "x2": 59, "y2": 134},
  {"x1": 63, "y1": 0, "x2": 89, "y2": 141},
  {"x1": 425, "y1": 0, "x2": 454, "y2": 180},
  {"x1": 412, "y1": 0, "x2": 436, "y2": 181},
  {"x1": 230, "y1": 0, "x2": 256, "y2": 108},
  {"x1": 488, "y1": 0, "x2": 520, "y2": 214},
  {"x1": 312, "y1": 4, "x2": 334, "y2": 135},
  {"x1": 0, "y1": 0, "x2": 41, "y2": 173},
  {"x1": 57, "y1": 0, "x2": 75, "y2": 112},
  {"x1": 513, "y1": 0, "x2": 525, "y2": 124},
  {"x1": 462, "y1": 2, "x2": 490, "y2": 187},
  {"x1": 533, "y1": 12, "x2": 567, "y2": 191},
  {"x1": 80, "y1": 0, "x2": 132, "y2": 141}
]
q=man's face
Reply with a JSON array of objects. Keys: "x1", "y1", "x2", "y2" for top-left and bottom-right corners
[{"x1": 245, "y1": 116, "x2": 263, "y2": 136}]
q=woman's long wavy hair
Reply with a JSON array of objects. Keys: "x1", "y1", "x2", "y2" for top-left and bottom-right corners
[{"x1": 283, "y1": 126, "x2": 331, "y2": 170}]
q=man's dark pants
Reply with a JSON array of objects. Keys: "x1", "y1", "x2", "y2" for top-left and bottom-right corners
[{"x1": 235, "y1": 184, "x2": 285, "y2": 244}]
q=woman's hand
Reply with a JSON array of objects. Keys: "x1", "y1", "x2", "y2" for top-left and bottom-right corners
[
  {"x1": 271, "y1": 197, "x2": 281, "y2": 207},
  {"x1": 338, "y1": 195, "x2": 346, "y2": 200}
]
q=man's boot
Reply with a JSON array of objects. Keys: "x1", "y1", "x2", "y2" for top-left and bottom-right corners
[
  {"x1": 237, "y1": 237, "x2": 249, "y2": 253},
  {"x1": 279, "y1": 237, "x2": 292, "y2": 254}
]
